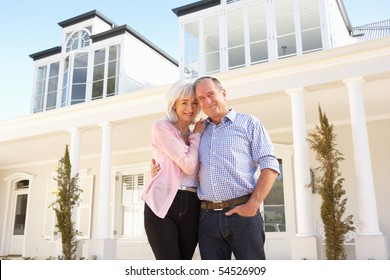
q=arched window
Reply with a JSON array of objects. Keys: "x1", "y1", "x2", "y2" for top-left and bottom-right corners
[
  {"x1": 65, "y1": 27, "x2": 92, "y2": 52},
  {"x1": 16, "y1": 180, "x2": 29, "y2": 189}
]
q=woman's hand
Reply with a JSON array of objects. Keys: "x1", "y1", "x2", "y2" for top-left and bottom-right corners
[
  {"x1": 193, "y1": 118, "x2": 205, "y2": 134},
  {"x1": 150, "y1": 159, "x2": 161, "y2": 178}
]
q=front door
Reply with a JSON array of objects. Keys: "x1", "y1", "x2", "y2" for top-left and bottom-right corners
[{"x1": 9, "y1": 186, "x2": 28, "y2": 255}]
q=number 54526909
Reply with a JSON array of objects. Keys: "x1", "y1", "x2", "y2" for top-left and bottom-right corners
[{"x1": 218, "y1": 266, "x2": 266, "y2": 276}]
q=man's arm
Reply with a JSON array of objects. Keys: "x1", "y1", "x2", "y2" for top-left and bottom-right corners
[{"x1": 225, "y1": 168, "x2": 278, "y2": 217}]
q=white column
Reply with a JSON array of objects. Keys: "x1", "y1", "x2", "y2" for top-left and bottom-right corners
[
  {"x1": 68, "y1": 128, "x2": 81, "y2": 177},
  {"x1": 287, "y1": 88, "x2": 314, "y2": 236},
  {"x1": 96, "y1": 122, "x2": 113, "y2": 239},
  {"x1": 344, "y1": 77, "x2": 382, "y2": 235}
]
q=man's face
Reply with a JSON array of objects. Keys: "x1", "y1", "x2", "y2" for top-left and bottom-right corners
[{"x1": 195, "y1": 79, "x2": 228, "y2": 123}]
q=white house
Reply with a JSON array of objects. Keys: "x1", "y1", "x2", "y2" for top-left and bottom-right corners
[{"x1": 0, "y1": 0, "x2": 389, "y2": 260}]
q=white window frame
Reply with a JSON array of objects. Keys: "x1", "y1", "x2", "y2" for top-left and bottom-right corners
[{"x1": 111, "y1": 162, "x2": 150, "y2": 241}]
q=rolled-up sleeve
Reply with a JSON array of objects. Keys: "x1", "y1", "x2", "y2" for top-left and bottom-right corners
[{"x1": 251, "y1": 119, "x2": 280, "y2": 174}]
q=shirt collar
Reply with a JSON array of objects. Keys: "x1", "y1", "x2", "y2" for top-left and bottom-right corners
[{"x1": 205, "y1": 109, "x2": 236, "y2": 127}]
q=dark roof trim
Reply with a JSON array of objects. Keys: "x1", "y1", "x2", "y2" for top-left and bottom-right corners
[
  {"x1": 29, "y1": 46, "x2": 62, "y2": 61},
  {"x1": 337, "y1": 0, "x2": 353, "y2": 33},
  {"x1": 90, "y1": 25, "x2": 178, "y2": 66},
  {"x1": 172, "y1": 0, "x2": 220, "y2": 17},
  {"x1": 58, "y1": 10, "x2": 117, "y2": 28}
]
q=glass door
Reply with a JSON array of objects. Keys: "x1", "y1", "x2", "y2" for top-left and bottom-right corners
[{"x1": 9, "y1": 190, "x2": 28, "y2": 255}]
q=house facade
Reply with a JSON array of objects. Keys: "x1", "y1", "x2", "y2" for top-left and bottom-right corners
[{"x1": 0, "y1": 0, "x2": 389, "y2": 260}]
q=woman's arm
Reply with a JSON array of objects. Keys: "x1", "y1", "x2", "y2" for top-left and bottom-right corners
[{"x1": 152, "y1": 121, "x2": 201, "y2": 175}]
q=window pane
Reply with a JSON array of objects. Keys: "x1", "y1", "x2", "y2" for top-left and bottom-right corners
[
  {"x1": 62, "y1": 72, "x2": 68, "y2": 107},
  {"x1": 204, "y1": 15, "x2": 220, "y2": 74},
  {"x1": 13, "y1": 194, "x2": 28, "y2": 235},
  {"x1": 302, "y1": 29, "x2": 322, "y2": 52},
  {"x1": 80, "y1": 30, "x2": 91, "y2": 48},
  {"x1": 34, "y1": 66, "x2": 46, "y2": 113},
  {"x1": 121, "y1": 174, "x2": 145, "y2": 237},
  {"x1": 48, "y1": 77, "x2": 58, "y2": 92},
  {"x1": 71, "y1": 84, "x2": 86, "y2": 100},
  {"x1": 227, "y1": 7, "x2": 245, "y2": 69},
  {"x1": 16, "y1": 180, "x2": 29, "y2": 189},
  {"x1": 74, "y1": 52, "x2": 88, "y2": 67},
  {"x1": 46, "y1": 92, "x2": 57, "y2": 110},
  {"x1": 248, "y1": 1, "x2": 268, "y2": 64},
  {"x1": 67, "y1": 32, "x2": 79, "y2": 52},
  {"x1": 250, "y1": 41, "x2": 268, "y2": 63},
  {"x1": 205, "y1": 52, "x2": 220, "y2": 73},
  {"x1": 107, "y1": 77, "x2": 116, "y2": 96},
  {"x1": 108, "y1": 61, "x2": 117, "y2": 77},
  {"x1": 264, "y1": 159, "x2": 286, "y2": 232},
  {"x1": 94, "y1": 49, "x2": 106, "y2": 65},
  {"x1": 49, "y1": 62, "x2": 59, "y2": 76},
  {"x1": 228, "y1": 46, "x2": 245, "y2": 68},
  {"x1": 108, "y1": 45, "x2": 120, "y2": 96},
  {"x1": 93, "y1": 64, "x2": 104, "y2": 81},
  {"x1": 92, "y1": 81, "x2": 104, "y2": 100},
  {"x1": 109, "y1": 45, "x2": 118, "y2": 61},
  {"x1": 72, "y1": 52, "x2": 88, "y2": 105},
  {"x1": 35, "y1": 79, "x2": 45, "y2": 95},
  {"x1": 278, "y1": 34, "x2": 297, "y2": 57},
  {"x1": 33, "y1": 93, "x2": 44, "y2": 113},
  {"x1": 36, "y1": 66, "x2": 46, "y2": 80},
  {"x1": 93, "y1": 48, "x2": 105, "y2": 100},
  {"x1": 47, "y1": 63, "x2": 58, "y2": 111},
  {"x1": 299, "y1": 0, "x2": 322, "y2": 53},
  {"x1": 72, "y1": 68, "x2": 87, "y2": 83},
  {"x1": 227, "y1": 8, "x2": 244, "y2": 47},
  {"x1": 184, "y1": 21, "x2": 199, "y2": 78},
  {"x1": 275, "y1": 0, "x2": 296, "y2": 58}
]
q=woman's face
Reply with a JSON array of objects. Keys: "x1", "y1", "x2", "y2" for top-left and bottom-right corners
[{"x1": 174, "y1": 96, "x2": 198, "y2": 123}]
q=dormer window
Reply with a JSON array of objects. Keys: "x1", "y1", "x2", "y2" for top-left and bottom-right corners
[
  {"x1": 178, "y1": 0, "x2": 322, "y2": 78},
  {"x1": 65, "y1": 27, "x2": 92, "y2": 52}
]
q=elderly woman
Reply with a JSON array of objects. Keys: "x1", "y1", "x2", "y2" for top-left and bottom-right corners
[{"x1": 142, "y1": 79, "x2": 204, "y2": 260}]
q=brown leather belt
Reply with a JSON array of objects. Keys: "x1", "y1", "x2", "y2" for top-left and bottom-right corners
[{"x1": 200, "y1": 194, "x2": 251, "y2": 211}]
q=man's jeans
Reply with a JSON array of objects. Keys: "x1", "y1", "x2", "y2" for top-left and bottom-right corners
[{"x1": 198, "y1": 207, "x2": 266, "y2": 260}]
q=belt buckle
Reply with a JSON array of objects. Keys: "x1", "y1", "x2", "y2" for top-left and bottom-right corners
[{"x1": 212, "y1": 201, "x2": 223, "y2": 211}]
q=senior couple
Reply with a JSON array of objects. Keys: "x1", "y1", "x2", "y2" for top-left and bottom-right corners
[{"x1": 142, "y1": 76, "x2": 280, "y2": 260}]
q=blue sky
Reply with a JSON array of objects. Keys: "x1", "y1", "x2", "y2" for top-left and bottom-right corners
[{"x1": 0, "y1": 0, "x2": 389, "y2": 121}]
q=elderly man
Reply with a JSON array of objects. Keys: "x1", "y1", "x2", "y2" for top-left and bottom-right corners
[{"x1": 193, "y1": 76, "x2": 280, "y2": 260}]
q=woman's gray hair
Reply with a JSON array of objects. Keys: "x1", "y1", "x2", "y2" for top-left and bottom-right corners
[{"x1": 165, "y1": 79, "x2": 200, "y2": 123}]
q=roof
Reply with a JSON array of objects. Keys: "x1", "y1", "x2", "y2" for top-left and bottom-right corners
[
  {"x1": 58, "y1": 10, "x2": 117, "y2": 28},
  {"x1": 90, "y1": 25, "x2": 178, "y2": 66},
  {"x1": 29, "y1": 10, "x2": 178, "y2": 66},
  {"x1": 352, "y1": 19, "x2": 390, "y2": 41},
  {"x1": 337, "y1": 0, "x2": 353, "y2": 33},
  {"x1": 172, "y1": 0, "x2": 220, "y2": 17},
  {"x1": 29, "y1": 46, "x2": 62, "y2": 61}
]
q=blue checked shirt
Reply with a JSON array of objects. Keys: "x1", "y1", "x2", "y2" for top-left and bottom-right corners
[{"x1": 197, "y1": 109, "x2": 280, "y2": 201}]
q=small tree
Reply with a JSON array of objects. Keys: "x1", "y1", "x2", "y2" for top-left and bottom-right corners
[
  {"x1": 49, "y1": 145, "x2": 82, "y2": 260},
  {"x1": 307, "y1": 105, "x2": 354, "y2": 260}
]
